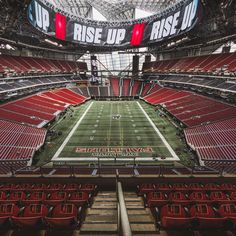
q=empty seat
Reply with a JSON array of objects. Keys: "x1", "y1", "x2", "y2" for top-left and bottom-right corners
[
  {"x1": 209, "y1": 191, "x2": 230, "y2": 204},
  {"x1": 22, "y1": 192, "x2": 46, "y2": 205},
  {"x1": 189, "y1": 192, "x2": 211, "y2": 204},
  {"x1": 0, "y1": 204, "x2": 19, "y2": 226},
  {"x1": 161, "y1": 204, "x2": 191, "y2": 229},
  {"x1": 79, "y1": 184, "x2": 97, "y2": 194},
  {"x1": 45, "y1": 204, "x2": 78, "y2": 228},
  {"x1": 3, "y1": 191, "x2": 26, "y2": 204},
  {"x1": 68, "y1": 192, "x2": 89, "y2": 207},
  {"x1": 147, "y1": 192, "x2": 168, "y2": 208},
  {"x1": 44, "y1": 192, "x2": 67, "y2": 206},
  {"x1": 168, "y1": 192, "x2": 190, "y2": 205},
  {"x1": 190, "y1": 204, "x2": 224, "y2": 229},
  {"x1": 12, "y1": 204, "x2": 48, "y2": 227}
]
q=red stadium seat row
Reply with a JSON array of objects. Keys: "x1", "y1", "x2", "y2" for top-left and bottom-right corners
[
  {"x1": 0, "y1": 203, "x2": 82, "y2": 228},
  {"x1": 145, "y1": 191, "x2": 236, "y2": 208},
  {"x1": 0, "y1": 88, "x2": 87, "y2": 127},
  {"x1": 0, "y1": 55, "x2": 87, "y2": 76},
  {"x1": 204, "y1": 161, "x2": 236, "y2": 174},
  {"x1": 0, "y1": 190, "x2": 94, "y2": 207},
  {"x1": 143, "y1": 87, "x2": 236, "y2": 127},
  {"x1": 0, "y1": 161, "x2": 28, "y2": 174},
  {"x1": 0, "y1": 183, "x2": 97, "y2": 228},
  {"x1": 143, "y1": 52, "x2": 236, "y2": 75},
  {"x1": 143, "y1": 87, "x2": 190, "y2": 105},
  {"x1": 41, "y1": 88, "x2": 86, "y2": 105},
  {"x1": 141, "y1": 83, "x2": 152, "y2": 97},
  {"x1": 0, "y1": 183, "x2": 97, "y2": 193},
  {"x1": 137, "y1": 183, "x2": 236, "y2": 195},
  {"x1": 138, "y1": 184, "x2": 236, "y2": 230},
  {"x1": 159, "y1": 203, "x2": 236, "y2": 230},
  {"x1": 185, "y1": 117, "x2": 236, "y2": 161},
  {"x1": 0, "y1": 120, "x2": 46, "y2": 161}
]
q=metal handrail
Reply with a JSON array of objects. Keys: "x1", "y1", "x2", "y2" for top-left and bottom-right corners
[{"x1": 117, "y1": 181, "x2": 132, "y2": 236}]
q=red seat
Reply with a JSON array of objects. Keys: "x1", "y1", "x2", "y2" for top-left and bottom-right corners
[
  {"x1": 209, "y1": 191, "x2": 230, "y2": 204},
  {"x1": 161, "y1": 204, "x2": 191, "y2": 229},
  {"x1": 168, "y1": 192, "x2": 190, "y2": 205},
  {"x1": 64, "y1": 184, "x2": 80, "y2": 192},
  {"x1": 205, "y1": 183, "x2": 220, "y2": 191},
  {"x1": 31, "y1": 184, "x2": 47, "y2": 191},
  {"x1": 156, "y1": 183, "x2": 172, "y2": 192},
  {"x1": 219, "y1": 204, "x2": 236, "y2": 217},
  {"x1": 0, "y1": 204, "x2": 19, "y2": 225},
  {"x1": 22, "y1": 192, "x2": 46, "y2": 205},
  {"x1": 189, "y1": 192, "x2": 211, "y2": 204},
  {"x1": 189, "y1": 183, "x2": 204, "y2": 191},
  {"x1": 0, "y1": 192, "x2": 7, "y2": 201},
  {"x1": 138, "y1": 184, "x2": 156, "y2": 195},
  {"x1": 79, "y1": 184, "x2": 97, "y2": 194},
  {"x1": 220, "y1": 183, "x2": 236, "y2": 191},
  {"x1": 68, "y1": 192, "x2": 89, "y2": 207},
  {"x1": 0, "y1": 184, "x2": 16, "y2": 191},
  {"x1": 3, "y1": 191, "x2": 26, "y2": 204},
  {"x1": 45, "y1": 184, "x2": 64, "y2": 192},
  {"x1": 44, "y1": 192, "x2": 67, "y2": 206},
  {"x1": 173, "y1": 183, "x2": 188, "y2": 192},
  {"x1": 12, "y1": 183, "x2": 34, "y2": 191},
  {"x1": 45, "y1": 204, "x2": 78, "y2": 228},
  {"x1": 12, "y1": 204, "x2": 48, "y2": 227},
  {"x1": 190, "y1": 204, "x2": 224, "y2": 229},
  {"x1": 230, "y1": 192, "x2": 236, "y2": 201},
  {"x1": 147, "y1": 192, "x2": 168, "y2": 208},
  {"x1": 190, "y1": 204, "x2": 215, "y2": 218}
]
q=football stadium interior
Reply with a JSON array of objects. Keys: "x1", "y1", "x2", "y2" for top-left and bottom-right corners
[{"x1": 0, "y1": 0, "x2": 236, "y2": 235}]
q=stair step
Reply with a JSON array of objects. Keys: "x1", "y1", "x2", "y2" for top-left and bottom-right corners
[
  {"x1": 87, "y1": 209, "x2": 117, "y2": 215},
  {"x1": 92, "y1": 202, "x2": 117, "y2": 207},
  {"x1": 131, "y1": 223, "x2": 157, "y2": 233},
  {"x1": 95, "y1": 197, "x2": 117, "y2": 202},
  {"x1": 124, "y1": 192, "x2": 138, "y2": 196},
  {"x1": 126, "y1": 205, "x2": 145, "y2": 209},
  {"x1": 133, "y1": 234, "x2": 159, "y2": 236},
  {"x1": 91, "y1": 205, "x2": 117, "y2": 209},
  {"x1": 85, "y1": 214, "x2": 117, "y2": 223},
  {"x1": 125, "y1": 202, "x2": 143, "y2": 205},
  {"x1": 80, "y1": 223, "x2": 117, "y2": 233},
  {"x1": 128, "y1": 215, "x2": 153, "y2": 223},
  {"x1": 127, "y1": 209, "x2": 150, "y2": 215},
  {"x1": 97, "y1": 192, "x2": 116, "y2": 197},
  {"x1": 125, "y1": 197, "x2": 142, "y2": 202}
]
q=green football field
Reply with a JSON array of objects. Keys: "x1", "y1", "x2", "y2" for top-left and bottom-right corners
[{"x1": 52, "y1": 101, "x2": 179, "y2": 162}]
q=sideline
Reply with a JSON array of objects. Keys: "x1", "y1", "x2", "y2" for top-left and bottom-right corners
[
  {"x1": 137, "y1": 101, "x2": 180, "y2": 161},
  {"x1": 52, "y1": 102, "x2": 94, "y2": 160}
]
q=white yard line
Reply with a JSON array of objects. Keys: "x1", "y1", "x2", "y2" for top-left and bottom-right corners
[
  {"x1": 137, "y1": 101, "x2": 180, "y2": 161},
  {"x1": 52, "y1": 102, "x2": 94, "y2": 161}
]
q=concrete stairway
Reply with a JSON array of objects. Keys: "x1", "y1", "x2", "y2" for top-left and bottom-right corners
[
  {"x1": 79, "y1": 191, "x2": 118, "y2": 235},
  {"x1": 124, "y1": 192, "x2": 159, "y2": 236}
]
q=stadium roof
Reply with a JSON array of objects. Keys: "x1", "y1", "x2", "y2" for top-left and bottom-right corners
[{"x1": 44, "y1": 0, "x2": 181, "y2": 21}]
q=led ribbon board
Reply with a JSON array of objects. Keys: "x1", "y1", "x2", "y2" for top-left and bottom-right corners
[{"x1": 28, "y1": 0, "x2": 201, "y2": 48}]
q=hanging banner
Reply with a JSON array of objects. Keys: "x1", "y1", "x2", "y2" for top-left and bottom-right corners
[{"x1": 28, "y1": 0, "x2": 201, "y2": 48}]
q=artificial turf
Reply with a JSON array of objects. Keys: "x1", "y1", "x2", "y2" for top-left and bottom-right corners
[
  {"x1": 35, "y1": 100, "x2": 191, "y2": 166},
  {"x1": 54, "y1": 101, "x2": 177, "y2": 160}
]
